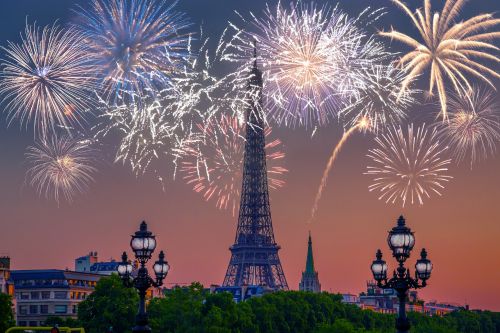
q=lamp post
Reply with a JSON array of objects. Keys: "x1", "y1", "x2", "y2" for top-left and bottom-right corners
[
  {"x1": 370, "y1": 215, "x2": 433, "y2": 333},
  {"x1": 117, "y1": 221, "x2": 170, "y2": 333}
]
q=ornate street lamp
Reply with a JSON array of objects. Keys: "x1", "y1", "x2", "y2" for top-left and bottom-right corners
[
  {"x1": 117, "y1": 221, "x2": 170, "y2": 333},
  {"x1": 370, "y1": 215, "x2": 432, "y2": 333}
]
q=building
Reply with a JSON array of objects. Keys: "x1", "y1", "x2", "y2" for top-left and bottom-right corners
[
  {"x1": 89, "y1": 261, "x2": 120, "y2": 275},
  {"x1": 0, "y1": 256, "x2": 14, "y2": 296},
  {"x1": 74, "y1": 252, "x2": 98, "y2": 273},
  {"x1": 75, "y1": 252, "x2": 120, "y2": 275},
  {"x1": 212, "y1": 285, "x2": 273, "y2": 303},
  {"x1": 357, "y1": 281, "x2": 419, "y2": 314},
  {"x1": 424, "y1": 301, "x2": 464, "y2": 316},
  {"x1": 299, "y1": 233, "x2": 321, "y2": 293},
  {"x1": 11, "y1": 269, "x2": 103, "y2": 327},
  {"x1": 342, "y1": 293, "x2": 360, "y2": 305}
]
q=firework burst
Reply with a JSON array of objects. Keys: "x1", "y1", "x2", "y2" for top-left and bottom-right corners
[
  {"x1": 0, "y1": 23, "x2": 95, "y2": 137},
  {"x1": 439, "y1": 88, "x2": 500, "y2": 166},
  {"x1": 180, "y1": 115, "x2": 287, "y2": 215},
  {"x1": 340, "y1": 63, "x2": 419, "y2": 133},
  {"x1": 381, "y1": 0, "x2": 500, "y2": 120},
  {"x1": 218, "y1": 2, "x2": 388, "y2": 127},
  {"x1": 365, "y1": 124, "x2": 453, "y2": 207},
  {"x1": 77, "y1": 0, "x2": 192, "y2": 103},
  {"x1": 25, "y1": 135, "x2": 97, "y2": 204}
]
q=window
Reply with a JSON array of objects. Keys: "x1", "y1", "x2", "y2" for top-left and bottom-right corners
[
  {"x1": 20, "y1": 292, "x2": 29, "y2": 300},
  {"x1": 18, "y1": 321, "x2": 27, "y2": 327},
  {"x1": 41, "y1": 291, "x2": 51, "y2": 299},
  {"x1": 72, "y1": 305, "x2": 77, "y2": 314},
  {"x1": 40, "y1": 305, "x2": 49, "y2": 314},
  {"x1": 54, "y1": 305, "x2": 67, "y2": 314},
  {"x1": 54, "y1": 291, "x2": 67, "y2": 299},
  {"x1": 29, "y1": 305, "x2": 38, "y2": 314},
  {"x1": 29, "y1": 321, "x2": 37, "y2": 327},
  {"x1": 30, "y1": 291, "x2": 40, "y2": 299},
  {"x1": 18, "y1": 305, "x2": 28, "y2": 315}
]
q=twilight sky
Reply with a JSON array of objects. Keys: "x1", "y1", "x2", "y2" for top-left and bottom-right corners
[{"x1": 0, "y1": 0, "x2": 499, "y2": 311}]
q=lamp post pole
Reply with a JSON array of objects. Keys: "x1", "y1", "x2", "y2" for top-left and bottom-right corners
[
  {"x1": 117, "y1": 221, "x2": 170, "y2": 333},
  {"x1": 370, "y1": 216, "x2": 433, "y2": 333}
]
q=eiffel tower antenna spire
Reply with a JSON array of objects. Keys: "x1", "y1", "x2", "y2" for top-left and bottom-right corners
[
  {"x1": 222, "y1": 41, "x2": 288, "y2": 290},
  {"x1": 253, "y1": 40, "x2": 257, "y2": 67}
]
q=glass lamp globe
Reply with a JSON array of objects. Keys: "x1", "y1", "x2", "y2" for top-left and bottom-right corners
[
  {"x1": 387, "y1": 215, "x2": 415, "y2": 262},
  {"x1": 371, "y1": 249, "x2": 388, "y2": 282},
  {"x1": 415, "y1": 248, "x2": 432, "y2": 281},
  {"x1": 153, "y1": 251, "x2": 170, "y2": 281},
  {"x1": 117, "y1": 252, "x2": 131, "y2": 278},
  {"x1": 117, "y1": 262, "x2": 128, "y2": 277},
  {"x1": 130, "y1": 221, "x2": 157, "y2": 260}
]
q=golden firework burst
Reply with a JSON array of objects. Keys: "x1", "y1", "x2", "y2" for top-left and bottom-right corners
[{"x1": 381, "y1": 0, "x2": 500, "y2": 119}]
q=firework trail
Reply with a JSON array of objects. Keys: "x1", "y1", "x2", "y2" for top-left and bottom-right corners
[
  {"x1": 439, "y1": 88, "x2": 500, "y2": 167},
  {"x1": 381, "y1": 0, "x2": 500, "y2": 120},
  {"x1": 180, "y1": 115, "x2": 287, "y2": 216},
  {"x1": 308, "y1": 62, "x2": 418, "y2": 222},
  {"x1": 76, "y1": 0, "x2": 192, "y2": 103},
  {"x1": 0, "y1": 23, "x2": 95, "y2": 138},
  {"x1": 365, "y1": 124, "x2": 453, "y2": 207},
  {"x1": 217, "y1": 2, "x2": 388, "y2": 127},
  {"x1": 308, "y1": 117, "x2": 370, "y2": 223},
  {"x1": 25, "y1": 135, "x2": 97, "y2": 204}
]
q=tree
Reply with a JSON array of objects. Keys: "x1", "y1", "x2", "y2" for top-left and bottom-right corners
[
  {"x1": 44, "y1": 316, "x2": 81, "y2": 328},
  {"x1": 78, "y1": 274, "x2": 138, "y2": 333},
  {"x1": 0, "y1": 293, "x2": 15, "y2": 332},
  {"x1": 314, "y1": 319, "x2": 360, "y2": 333},
  {"x1": 148, "y1": 282, "x2": 205, "y2": 333}
]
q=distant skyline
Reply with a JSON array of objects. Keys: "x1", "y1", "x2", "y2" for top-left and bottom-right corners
[{"x1": 0, "y1": 0, "x2": 499, "y2": 312}]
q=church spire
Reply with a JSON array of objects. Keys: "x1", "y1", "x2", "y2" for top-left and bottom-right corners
[
  {"x1": 305, "y1": 231, "x2": 315, "y2": 274},
  {"x1": 299, "y1": 232, "x2": 321, "y2": 293}
]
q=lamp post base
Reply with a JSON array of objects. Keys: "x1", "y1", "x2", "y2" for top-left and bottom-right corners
[
  {"x1": 396, "y1": 318, "x2": 410, "y2": 333},
  {"x1": 132, "y1": 325, "x2": 152, "y2": 333}
]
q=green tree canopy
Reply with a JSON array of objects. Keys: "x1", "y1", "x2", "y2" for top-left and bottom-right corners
[
  {"x1": 78, "y1": 281, "x2": 500, "y2": 333},
  {"x1": 0, "y1": 293, "x2": 15, "y2": 332},
  {"x1": 78, "y1": 274, "x2": 138, "y2": 333}
]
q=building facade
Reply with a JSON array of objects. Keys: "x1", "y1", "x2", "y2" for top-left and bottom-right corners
[
  {"x1": 75, "y1": 252, "x2": 120, "y2": 275},
  {"x1": 344, "y1": 281, "x2": 460, "y2": 316},
  {"x1": 11, "y1": 270, "x2": 102, "y2": 326},
  {"x1": 74, "y1": 252, "x2": 98, "y2": 273},
  {"x1": 0, "y1": 256, "x2": 14, "y2": 296},
  {"x1": 299, "y1": 233, "x2": 321, "y2": 293}
]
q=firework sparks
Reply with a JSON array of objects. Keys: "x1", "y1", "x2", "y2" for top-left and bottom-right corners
[
  {"x1": 180, "y1": 115, "x2": 287, "y2": 216},
  {"x1": 340, "y1": 63, "x2": 418, "y2": 133},
  {"x1": 77, "y1": 0, "x2": 192, "y2": 103},
  {"x1": 94, "y1": 93, "x2": 198, "y2": 183},
  {"x1": 0, "y1": 23, "x2": 95, "y2": 137},
  {"x1": 218, "y1": 3, "x2": 388, "y2": 127},
  {"x1": 365, "y1": 124, "x2": 453, "y2": 207},
  {"x1": 93, "y1": 35, "x2": 219, "y2": 185},
  {"x1": 381, "y1": 0, "x2": 500, "y2": 120},
  {"x1": 439, "y1": 88, "x2": 500, "y2": 167},
  {"x1": 25, "y1": 135, "x2": 97, "y2": 204}
]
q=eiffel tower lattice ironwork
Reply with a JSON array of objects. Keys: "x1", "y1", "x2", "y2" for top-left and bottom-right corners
[{"x1": 222, "y1": 46, "x2": 288, "y2": 290}]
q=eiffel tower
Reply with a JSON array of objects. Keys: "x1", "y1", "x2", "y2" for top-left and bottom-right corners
[{"x1": 222, "y1": 46, "x2": 288, "y2": 290}]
